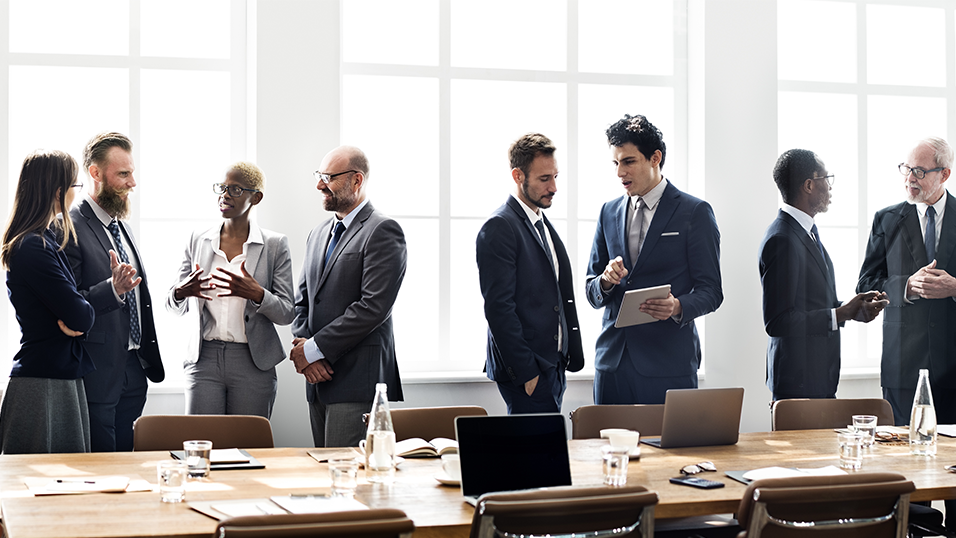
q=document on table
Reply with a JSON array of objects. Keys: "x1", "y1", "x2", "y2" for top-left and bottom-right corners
[
  {"x1": 24, "y1": 475, "x2": 152, "y2": 495},
  {"x1": 190, "y1": 498, "x2": 288, "y2": 520},
  {"x1": 270, "y1": 495, "x2": 368, "y2": 514},
  {"x1": 725, "y1": 466, "x2": 846, "y2": 485},
  {"x1": 938, "y1": 425, "x2": 956, "y2": 438}
]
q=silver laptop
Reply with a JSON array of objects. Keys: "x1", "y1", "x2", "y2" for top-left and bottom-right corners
[
  {"x1": 455, "y1": 413, "x2": 572, "y2": 506},
  {"x1": 641, "y1": 387, "x2": 745, "y2": 448}
]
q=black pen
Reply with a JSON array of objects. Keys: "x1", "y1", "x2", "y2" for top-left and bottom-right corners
[{"x1": 55, "y1": 479, "x2": 96, "y2": 484}]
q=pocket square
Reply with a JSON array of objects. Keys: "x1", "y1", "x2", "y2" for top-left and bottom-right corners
[{"x1": 661, "y1": 231, "x2": 680, "y2": 237}]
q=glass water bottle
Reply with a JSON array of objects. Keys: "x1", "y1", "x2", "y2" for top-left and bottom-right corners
[
  {"x1": 364, "y1": 383, "x2": 397, "y2": 483},
  {"x1": 910, "y1": 369, "x2": 938, "y2": 456}
]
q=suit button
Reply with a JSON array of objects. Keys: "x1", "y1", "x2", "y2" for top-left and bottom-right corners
[
  {"x1": 553, "y1": 335, "x2": 559, "y2": 341},
  {"x1": 244, "y1": 315, "x2": 250, "y2": 322},
  {"x1": 553, "y1": 306, "x2": 560, "y2": 312},
  {"x1": 314, "y1": 296, "x2": 320, "y2": 304}
]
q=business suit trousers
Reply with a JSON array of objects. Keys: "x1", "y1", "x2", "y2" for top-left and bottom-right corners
[
  {"x1": 309, "y1": 399, "x2": 370, "y2": 448},
  {"x1": 88, "y1": 350, "x2": 147, "y2": 452},
  {"x1": 496, "y1": 364, "x2": 566, "y2": 415},
  {"x1": 185, "y1": 340, "x2": 277, "y2": 419},
  {"x1": 594, "y1": 351, "x2": 697, "y2": 405}
]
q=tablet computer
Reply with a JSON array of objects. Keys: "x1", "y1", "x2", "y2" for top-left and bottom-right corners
[{"x1": 614, "y1": 284, "x2": 671, "y2": 328}]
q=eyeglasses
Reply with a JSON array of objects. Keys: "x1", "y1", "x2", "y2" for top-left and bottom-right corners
[
  {"x1": 679, "y1": 461, "x2": 716, "y2": 475},
  {"x1": 899, "y1": 163, "x2": 944, "y2": 180},
  {"x1": 70, "y1": 183, "x2": 83, "y2": 190},
  {"x1": 213, "y1": 183, "x2": 260, "y2": 197},
  {"x1": 809, "y1": 174, "x2": 835, "y2": 187},
  {"x1": 313, "y1": 170, "x2": 358, "y2": 184}
]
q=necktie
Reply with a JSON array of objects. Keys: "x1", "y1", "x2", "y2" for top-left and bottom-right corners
[
  {"x1": 627, "y1": 197, "x2": 644, "y2": 267},
  {"x1": 107, "y1": 220, "x2": 141, "y2": 345},
  {"x1": 534, "y1": 219, "x2": 568, "y2": 356},
  {"x1": 325, "y1": 221, "x2": 345, "y2": 267},
  {"x1": 925, "y1": 206, "x2": 937, "y2": 262},
  {"x1": 810, "y1": 224, "x2": 826, "y2": 266}
]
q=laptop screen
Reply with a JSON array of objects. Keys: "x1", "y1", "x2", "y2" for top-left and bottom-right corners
[{"x1": 455, "y1": 413, "x2": 572, "y2": 500}]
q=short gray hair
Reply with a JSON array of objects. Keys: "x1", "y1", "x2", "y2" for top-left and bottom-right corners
[{"x1": 921, "y1": 137, "x2": 954, "y2": 169}]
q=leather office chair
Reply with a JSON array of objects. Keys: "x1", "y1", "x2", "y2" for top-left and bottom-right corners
[
  {"x1": 132, "y1": 414, "x2": 274, "y2": 451},
  {"x1": 385, "y1": 405, "x2": 487, "y2": 441},
  {"x1": 214, "y1": 508, "x2": 414, "y2": 537},
  {"x1": 770, "y1": 398, "x2": 894, "y2": 431},
  {"x1": 469, "y1": 485, "x2": 658, "y2": 538},
  {"x1": 568, "y1": 404, "x2": 664, "y2": 438},
  {"x1": 736, "y1": 472, "x2": 914, "y2": 537}
]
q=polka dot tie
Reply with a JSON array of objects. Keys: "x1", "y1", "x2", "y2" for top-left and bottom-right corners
[{"x1": 107, "y1": 220, "x2": 141, "y2": 345}]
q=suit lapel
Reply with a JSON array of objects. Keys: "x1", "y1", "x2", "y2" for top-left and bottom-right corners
[
  {"x1": 934, "y1": 192, "x2": 956, "y2": 271},
  {"x1": 317, "y1": 203, "x2": 374, "y2": 290},
  {"x1": 608, "y1": 197, "x2": 630, "y2": 269},
  {"x1": 79, "y1": 200, "x2": 115, "y2": 256},
  {"x1": 244, "y1": 225, "x2": 264, "y2": 279},
  {"x1": 898, "y1": 203, "x2": 927, "y2": 267},
  {"x1": 780, "y1": 211, "x2": 833, "y2": 292},
  {"x1": 633, "y1": 182, "x2": 677, "y2": 274},
  {"x1": 506, "y1": 197, "x2": 554, "y2": 270}
]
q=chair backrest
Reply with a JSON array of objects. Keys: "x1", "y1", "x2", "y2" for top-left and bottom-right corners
[
  {"x1": 470, "y1": 485, "x2": 658, "y2": 538},
  {"x1": 214, "y1": 508, "x2": 414, "y2": 538},
  {"x1": 569, "y1": 404, "x2": 664, "y2": 438},
  {"x1": 390, "y1": 406, "x2": 487, "y2": 441},
  {"x1": 737, "y1": 472, "x2": 913, "y2": 538},
  {"x1": 132, "y1": 414, "x2": 274, "y2": 451},
  {"x1": 771, "y1": 399, "x2": 894, "y2": 431}
]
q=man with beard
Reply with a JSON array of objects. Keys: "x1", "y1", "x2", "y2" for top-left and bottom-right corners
[
  {"x1": 291, "y1": 145, "x2": 406, "y2": 447},
  {"x1": 476, "y1": 133, "x2": 584, "y2": 414},
  {"x1": 585, "y1": 114, "x2": 721, "y2": 405},
  {"x1": 760, "y1": 149, "x2": 887, "y2": 401},
  {"x1": 65, "y1": 132, "x2": 164, "y2": 452},
  {"x1": 858, "y1": 137, "x2": 956, "y2": 426}
]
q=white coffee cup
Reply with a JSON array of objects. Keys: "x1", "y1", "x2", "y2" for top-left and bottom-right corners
[
  {"x1": 607, "y1": 430, "x2": 641, "y2": 453},
  {"x1": 600, "y1": 428, "x2": 630, "y2": 439},
  {"x1": 441, "y1": 454, "x2": 461, "y2": 481}
]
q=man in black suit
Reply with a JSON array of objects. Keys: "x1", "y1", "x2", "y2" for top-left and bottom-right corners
[
  {"x1": 65, "y1": 132, "x2": 165, "y2": 452},
  {"x1": 760, "y1": 149, "x2": 886, "y2": 401},
  {"x1": 476, "y1": 133, "x2": 585, "y2": 414},
  {"x1": 858, "y1": 137, "x2": 956, "y2": 426}
]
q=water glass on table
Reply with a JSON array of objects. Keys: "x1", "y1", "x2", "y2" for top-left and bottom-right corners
[
  {"x1": 328, "y1": 457, "x2": 359, "y2": 497},
  {"x1": 837, "y1": 431, "x2": 865, "y2": 470},
  {"x1": 602, "y1": 445, "x2": 629, "y2": 486},
  {"x1": 157, "y1": 460, "x2": 189, "y2": 503},
  {"x1": 183, "y1": 440, "x2": 213, "y2": 479},
  {"x1": 851, "y1": 415, "x2": 877, "y2": 447}
]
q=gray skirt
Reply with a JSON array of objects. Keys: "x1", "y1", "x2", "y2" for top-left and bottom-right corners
[{"x1": 0, "y1": 377, "x2": 91, "y2": 454}]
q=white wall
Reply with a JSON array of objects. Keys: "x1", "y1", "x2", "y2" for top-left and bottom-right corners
[{"x1": 141, "y1": 0, "x2": 883, "y2": 446}]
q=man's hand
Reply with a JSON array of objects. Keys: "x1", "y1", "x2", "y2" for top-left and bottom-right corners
[
  {"x1": 290, "y1": 337, "x2": 310, "y2": 373},
  {"x1": 524, "y1": 375, "x2": 539, "y2": 396},
  {"x1": 600, "y1": 256, "x2": 629, "y2": 291},
  {"x1": 173, "y1": 263, "x2": 213, "y2": 301},
  {"x1": 210, "y1": 261, "x2": 265, "y2": 303},
  {"x1": 57, "y1": 320, "x2": 83, "y2": 337},
  {"x1": 909, "y1": 259, "x2": 956, "y2": 299},
  {"x1": 640, "y1": 293, "x2": 682, "y2": 320},
  {"x1": 110, "y1": 249, "x2": 141, "y2": 295},
  {"x1": 854, "y1": 291, "x2": 889, "y2": 323},
  {"x1": 302, "y1": 359, "x2": 334, "y2": 384}
]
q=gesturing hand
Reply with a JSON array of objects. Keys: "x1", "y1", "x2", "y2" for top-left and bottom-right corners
[
  {"x1": 110, "y1": 249, "x2": 141, "y2": 295},
  {"x1": 210, "y1": 261, "x2": 265, "y2": 303},
  {"x1": 173, "y1": 263, "x2": 213, "y2": 301},
  {"x1": 600, "y1": 256, "x2": 629, "y2": 291}
]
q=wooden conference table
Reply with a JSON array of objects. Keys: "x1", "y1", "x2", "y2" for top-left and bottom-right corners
[{"x1": 2, "y1": 430, "x2": 956, "y2": 538}]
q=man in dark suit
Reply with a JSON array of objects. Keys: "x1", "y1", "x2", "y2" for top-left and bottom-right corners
[
  {"x1": 476, "y1": 133, "x2": 585, "y2": 414},
  {"x1": 858, "y1": 137, "x2": 956, "y2": 426},
  {"x1": 760, "y1": 149, "x2": 887, "y2": 401},
  {"x1": 65, "y1": 132, "x2": 165, "y2": 452},
  {"x1": 291, "y1": 145, "x2": 407, "y2": 448},
  {"x1": 585, "y1": 114, "x2": 722, "y2": 405}
]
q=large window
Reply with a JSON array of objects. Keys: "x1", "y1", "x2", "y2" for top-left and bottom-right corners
[
  {"x1": 777, "y1": 0, "x2": 951, "y2": 371},
  {"x1": 1, "y1": 0, "x2": 250, "y2": 387},
  {"x1": 340, "y1": 0, "x2": 692, "y2": 375}
]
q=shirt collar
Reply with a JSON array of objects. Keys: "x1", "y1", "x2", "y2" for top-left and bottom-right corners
[
  {"x1": 511, "y1": 193, "x2": 544, "y2": 224},
  {"x1": 780, "y1": 203, "x2": 815, "y2": 235},
  {"x1": 915, "y1": 190, "x2": 948, "y2": 220},
  {"x1": 85, "y1": 193, "x2": 115, "y2": 227},
  {"x1": 332, "y1": 197, "x2": 370, "y2": 232},
  {"x1": 631, "y1": 177, "x2": 668, "y2": 211}
]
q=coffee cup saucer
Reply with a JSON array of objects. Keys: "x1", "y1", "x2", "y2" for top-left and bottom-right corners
[{"x1": 434, "y1": 471, "x2": 460, "y2": 486}]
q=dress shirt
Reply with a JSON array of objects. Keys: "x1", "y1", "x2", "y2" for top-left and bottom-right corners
[
  {"x1": 906, "y1": 192, "x2": 949, "y2": 303},
  {"x1": 628, "y1": 177, "x2": 668, "y2": 253},
  {"x1": 85, "y1": 193, "x2": 142, "y2": 351},
  {"x1": 780, "y1": 204, "x2": 837, "y2": 331},
  {"x1": 201, "y1": 224, "x2": 264, "y2": 343},
  {"x1": 511, "y1": 193, "x2": 562, "y2": 351},
  {"x1": 304, "y1": 198, "x2": 371, "y2": 364}
]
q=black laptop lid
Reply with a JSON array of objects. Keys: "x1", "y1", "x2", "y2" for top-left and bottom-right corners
[{"x1": 455, "y1": 413, "x2": 572, "y2": 499}]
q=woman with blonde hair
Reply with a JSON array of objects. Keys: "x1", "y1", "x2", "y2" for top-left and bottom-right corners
[{"x1": 0, "y1": 149, "x2": 95, "y2": 453}]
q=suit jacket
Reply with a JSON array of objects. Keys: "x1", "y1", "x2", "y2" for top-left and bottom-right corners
[
  {"x1": 476, "y1": 197, "x2": 585, "y2": 387},
  {"x1": 65, "y1": 199, "x2": 164, "y2": 403},
  {"x1": 857, "y1": 193, "x2": 956, "y2": 390},
  {"x1": 165, "y1": 223, "x2": 294, "y2": 370},
  {"x1": 7, "y1": 228, "x2": 95, "y2": 379},
  {"x1": 585, "y1": 180, "x2": 722, "y2": 377},
  {"x1": 759, "y1": 210, "x2": 841, "y2": 399},
  {"x1": 292, "y1": 202, "x2": 406, "y2": 404}
]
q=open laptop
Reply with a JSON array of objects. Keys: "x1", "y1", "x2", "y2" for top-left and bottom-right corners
[
  {"x1": 641, "y1": 387, "x2": 745, "y2": 448},
  {"x1": 455, "y1": 413, "x2": 572, "y2": 506}
]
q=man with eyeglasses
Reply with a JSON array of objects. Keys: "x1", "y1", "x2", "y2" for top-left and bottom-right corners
[
  {"x1": 859, "y1": 137, "x2": 956, "y2": 428},
  {"x1": 290, "y1": 145, "x2": 407, "y2": 447},
  {"x1": 760, "y1": 149, "x2": 887, "y2": 401},
  {"x1": 64, "y1": 132, "x2": 165, "y2": 452}
]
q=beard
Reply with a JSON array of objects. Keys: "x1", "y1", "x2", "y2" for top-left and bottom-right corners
[
  {"x1": 96, "y1": 182, "x2": 132, "y2": 220},
  {"x1": 521, "y1": 179, "x2": 553, "y2": 209},
  {"x1": 323, "y1": 187, "x2": 358, "y2": 214}
]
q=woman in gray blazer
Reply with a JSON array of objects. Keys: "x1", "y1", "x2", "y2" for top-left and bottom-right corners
[{"x1": 167, "y1": 162, "x2": 293, "y2": 419}]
